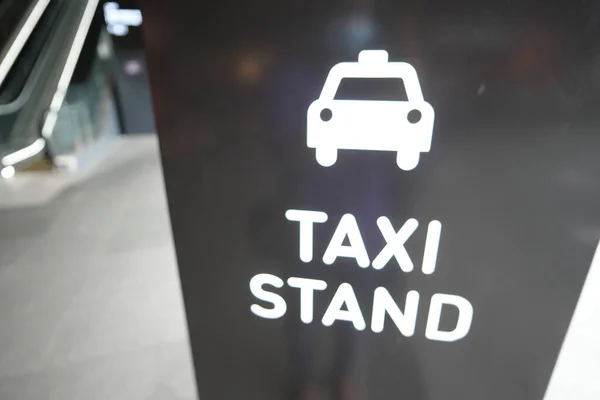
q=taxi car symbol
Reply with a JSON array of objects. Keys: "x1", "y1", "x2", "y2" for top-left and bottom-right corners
[{"x1": 307, "y1": 50, "x2": 435, "y2": 170}]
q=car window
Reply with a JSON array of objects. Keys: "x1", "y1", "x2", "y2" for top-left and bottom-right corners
[{"x1": 333, "y1": 78, "x2": 408, "y2": 101}]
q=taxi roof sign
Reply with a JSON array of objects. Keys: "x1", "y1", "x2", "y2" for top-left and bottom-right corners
[{"x1": 358, "y1": 50, "x2": 389, "y2": 64}]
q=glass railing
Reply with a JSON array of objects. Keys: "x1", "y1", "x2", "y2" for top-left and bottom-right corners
[{"x1": 50, "y1": 29, "x2": 119, "y2": 158}]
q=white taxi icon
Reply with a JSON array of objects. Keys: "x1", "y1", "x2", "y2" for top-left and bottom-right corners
[{"x1": 307, "y1": 50, "x2": 435, "y2": 170}]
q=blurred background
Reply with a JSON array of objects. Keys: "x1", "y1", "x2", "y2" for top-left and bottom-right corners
[{"x1": 0, "y1": 0, "x2": 197, "y2": 399}]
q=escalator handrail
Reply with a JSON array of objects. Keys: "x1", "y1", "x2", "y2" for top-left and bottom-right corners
[
  {"x1": 1, "y1": 0, "x2": 100, "y2": 168},
  {"x1": 41, "y1": 0, "x2": 100, "y2": 139},
  {"x1": 1, "y1": 137, "x2": 46, "y2": 166},
  {"x1": 0, "y1": 0, "x2": 66, "y2": 115},
  {"x1": 0, "y1": 0, "x2": 53, "y2": 89}
]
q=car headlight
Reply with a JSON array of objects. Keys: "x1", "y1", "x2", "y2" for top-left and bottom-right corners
[
  {"x1": 407, "y1": 109, "x2": 422, "y2": 124},
  {"x1": 320, "y1": 108, "x2": 332, "y2": 122}
]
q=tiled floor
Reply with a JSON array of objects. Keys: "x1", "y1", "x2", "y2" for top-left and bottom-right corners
[{"x1": 0, "y1": 135, "x2": 197, "y2": 399}]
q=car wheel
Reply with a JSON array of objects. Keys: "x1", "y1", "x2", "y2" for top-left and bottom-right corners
[
  {"x1": 315, "y1": 148, "x2": 337, "y2": 167},
  {"x1": 396, "y1": 151, "x2": 420, "y2": 171}
]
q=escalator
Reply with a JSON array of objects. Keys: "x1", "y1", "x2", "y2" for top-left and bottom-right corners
[
  {"x1": 0, "y1": 0, "x2": 115, "y2": 174},
  {"x1": 0, "y1": 0, "x2": 48, "y2": 83}
]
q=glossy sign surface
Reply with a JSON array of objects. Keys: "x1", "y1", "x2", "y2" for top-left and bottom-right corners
[{"x1": 139, "y1": 1, "x2": 600, "y2": 399}]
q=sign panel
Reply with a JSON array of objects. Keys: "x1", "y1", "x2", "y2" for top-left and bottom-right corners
[{"x1": 139, "y1": 1, "x2": 600, "y2": 399}]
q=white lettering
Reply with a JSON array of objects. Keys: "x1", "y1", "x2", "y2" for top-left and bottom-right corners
[
  {"x1": 287, "y1": 277, "x2": 327, "y2": 323},
  {"x1": 372, "y1": 217, "x2": 418, "y2": 271},
  {"x1": 250, "y1": 212, "x2": 473, "y2": 341},
  {"x1": 422, "y1": 220, "x2": 442, "y2": 275},
  {"x1": 425, "y1": 293, "x2": 473, "y2": 342},
  {"x1": 249, "y1": 274, "x2": 287, "y2": 319},
  {"x1": 371, "y1": 288, "x2": 419, "y2": 336},
  {"x1": 285, "y1": 209, "x2": 328, "y2": 262},
  {"x1": 322, "y1": 214, "x2": 370, "y2": 268},
  {"x1": 322, "y1": 283, "x2": 366, "y2": 330}
]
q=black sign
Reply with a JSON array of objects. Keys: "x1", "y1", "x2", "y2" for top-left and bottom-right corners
[{"x1": 139, "y1": 1, "x2": 600, "y2": 399}]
